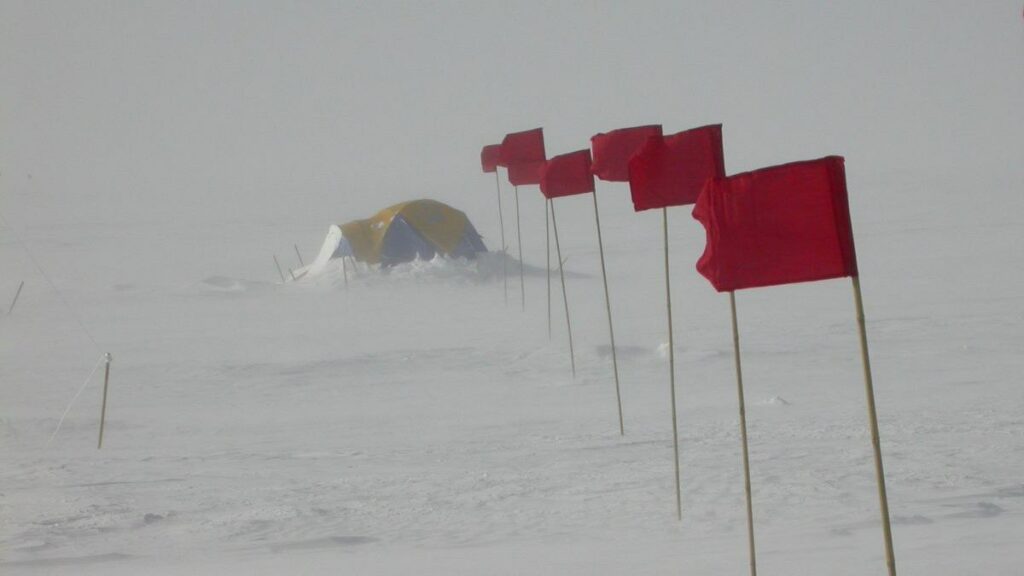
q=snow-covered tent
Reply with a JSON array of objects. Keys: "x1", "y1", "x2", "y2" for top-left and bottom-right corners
[{"x1": 299, "y1": 199, "x2": 487, "y2": 276}]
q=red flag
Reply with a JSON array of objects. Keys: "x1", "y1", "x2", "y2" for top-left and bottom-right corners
[
  {"x1": 499, "y1": 128, "x2": 546, "y2": 167},
  {"x1": 540, "y1": 150, "x2": 595, "y2": 199},
  {"x1": 628, "y1": 124, "x2": 725, "y2": 211},
  {"x1": 481, "y1": 144, "x2": 501, "y2": 173},
  {"x1": 590, "y1": 125, "x2": 663, "y2": 182},
  {"x1": 507, "y1": 160, "x2": 545, "y2": 186},
  {"x1": 692, "y1": 156, "x2": 858, "y2": 292}
]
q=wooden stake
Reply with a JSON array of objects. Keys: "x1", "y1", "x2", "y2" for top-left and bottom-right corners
[
  {"x1": 273, "y1": 255, "x2": 286, "y2": 283},
  {"x1": 546, "y1": 198, "x2": 552, "y2": 339},
  {"x1": 495, "y1": 170, "x2": 508, "y2": 306},
  {"x1": 852, "y1": 276, "x2": 898, "y2": 576},
  {"x1": 8, "y1": 280, "x2": 24, "y2": 314},
  {"x1": 97, "y1": 353, "x2": 111, "y2": 449},
  {"x1": 730, "y1": 292, "x2": 757, "y2": 576},
  {"x1": 514, "y1": 185, "x2": 525, "y2": 311},
  {"x1": 549, "y1": 201, "x2": 575, "y2": 377},
  {"x1": 663, "y1": 207, "x2": 681, "y2": 520},
  {"x1": 294, "y1": 244, "x2": 305, "y2": 267},
  {"x1": 342, "y1": 255, "x2": 349, "y2": 290},
  {"x1": 593, "y1": 189, "x2": 623, "y2": 436}
]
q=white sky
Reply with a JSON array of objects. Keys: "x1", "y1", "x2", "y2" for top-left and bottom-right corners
[{"x1": 2, "y1": 1, "x2": 1022, "y2": 227}]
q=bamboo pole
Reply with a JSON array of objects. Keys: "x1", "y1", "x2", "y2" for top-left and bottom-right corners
[
  {"x1": 592, "y1": 189, "x2": 623, "y2": 436},
  {"x1": 495, "y1": 170, "x2": 507, "y2": 305},
  {"x1": 514, "y1": 185, "x2": 525, "y2": 311},
  {"x1": 97, "y1": 353, "x2": 112, "y2": 449},
  {"x1": 273, "y1": 255, "x2": 286, "y2": 283},
  {"x1": 546, "y1": 198, "x2": 552, "y2": 339},
  {"x1": 730, "y1": 292, "x2": 757, "y2": 576},
  {"x1": 8, "y1": 280, "x2": 24, "y2": 314},
  {"x1": 294, "y1": 244, "x2": 305, "y2": 267},
  {"x1": 852, "y1": 275, "x2": 898, "y2": 576},
  {"x1": 663, "y1": 207, "x2": 681, "y2": 520},
  {"x1": 549, "y1": 201, "x2": 576, "y2": 377}
]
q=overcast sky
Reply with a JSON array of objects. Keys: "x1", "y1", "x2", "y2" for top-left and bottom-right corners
[{"x1": 2, "y1": 1, "x2": 1021, "y2": 229}]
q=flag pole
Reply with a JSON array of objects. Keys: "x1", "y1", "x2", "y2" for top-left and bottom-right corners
[
  {"x1": 550, "y1": 200, "x2": 576, "y2": 377},
  {"x1": 852, "y1": 275, "x2": 898, "y2": 576},
  {"x1": 663, "y1": 207, "x2": 681, "y2": 520},
  {"x1": 593, "y1": 189, "x2": 623, "y2": 435},
  {"x1": 495, "y1": 170, "x2": 507, "y2": 306},
  {"x1": 730, "y1": 291, "x2": 757, "y2": 576},
  {"x1": 514, "y1": 185, "x2": 525, "y2": 311},
  {"x1": 97, "y1": 353, "x2": 112, "y2": 449},
  {"x1": 546, "y1": 198, "x2": 552, "y2": 339}
]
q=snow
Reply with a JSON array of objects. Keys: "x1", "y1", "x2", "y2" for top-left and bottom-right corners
[{"x1": 2, "y1": 2, "x2": 1023, "y2": 575}]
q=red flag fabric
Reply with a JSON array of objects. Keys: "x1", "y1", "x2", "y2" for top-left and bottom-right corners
[
  {"x1": 540, "y1": 150, "x2": 595, "y2": 199},
  {"x1": 481, "y1": 144, "x2": 501, "y2": 173},
  {"x1": 692, "y1": 156, "x2": 858, "y2": 292},
  {"x1": 499, "y1": 128, "x2": 546, "y2": 167},
  {"x1": 507, "y1": 160, "x2": 545, "y2": 186},
  {"x1": 628, "y1": 124, "x2": 725, "y2": 211},
  {"x1": 590, "y1": 125, "x2": 663, "y2": 182}
]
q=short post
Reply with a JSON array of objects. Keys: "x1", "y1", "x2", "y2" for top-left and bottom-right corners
[
  {"x1": 273, "y1": 255, "x2": 286, "y2": 283},
  {"x1": 852, "y1": 276, "x2": 898, "y2": 576},
  {"x1": 549, "y1": 201, "x2": 576, "y2": 377},
  {"x1": 730, "y1": 292, "x2": 757, "y2": 576},
  {"x1": 8, "y1": 280, "x2": 24, "y2": 314},
  {"x1": 663, "y1": 207, "x2": 681, "y2": 520},
  {"x1": 97, "y1": 353, "x2": 112, "y2": 449},
  {"x1": 294, "y1": 244, "x2": 305, "y2": 267}
]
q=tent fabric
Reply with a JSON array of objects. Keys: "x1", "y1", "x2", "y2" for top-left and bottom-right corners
[
  {"x1": 692, "y1": 156, "x2": 858, "y2": 292},
  {"x1": 339, "y1": 199, "x2": 487, "y2": 265}
]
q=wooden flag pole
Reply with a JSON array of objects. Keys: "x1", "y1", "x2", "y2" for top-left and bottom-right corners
[
  {"x1": 663, "y1": 207, "x2": 681, "y2": 520},
  {"x1": 852, "y1": 275, "x2": 898, "y2": 576},
  {"x1": 592, "y1": 189, "x2": 623, "y2": 435},
  {"x1": 294, "y1": 244, "x2": 305, "y2": 267},
  {"x1": 730, "y1": 292, "x2": 758, "y2": 576},
  {"x1": 97, "y1": 353, "x2": 112, "y2": 449},
  {"x1": 549, "y1": 201, "x2": 576, "y2": 377},
  {"x1": 495, "y1": 170, "x2": 508, "y2": 305},
  {"x1": 546, "y1": 198, "x2": 552, "y2": 339},
  {"x1": 8, "y1": 280, "x2": 24, "y2": 314},
  {"x1": 514, "y1": 185, "x2": 525, "y2": 311},
  {"x1": 273, "y1": 255, "x2": 286, "y2": 283}
]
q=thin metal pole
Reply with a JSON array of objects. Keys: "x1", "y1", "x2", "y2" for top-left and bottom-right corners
[
  {"x1": 495, "y1": 170, "x2": 507, "y2": 305},
  {"x1": 663, "y1": 207, "x2": 681, "y2": 520},
  {"x1": 288, "y1": 268, "x2": 296, "y2": 281},
  {"x1": 852, "y1": 276, "x2": 898, "y2": 576},
  {"x1": 550, "y1": 201, "x2": 576, "y2": 378},
  {"x1": 97, "y1": 353, "x2": 112, "y2": 449},
  {"x1": 342, "y1": 255, "x2": 349, "y2": 290},
  {"x1": 593, "y1": 189, "x2": 623, "y2": 436},
  {"x1": 273, "y1": 255, "x2": 286, "y2": 283},
  {"x1": 730, "y1": 292, "x2": 757, "y2": 576},
  {"x1": 546, "y1": 198, "x2": 551, "y2": 339},
  {"x1": 8, "y1": 280, "x2": 24, "y2": 314},
  {"x1": 514, "y1": 185, "x2": 525, "y2": 311},
  {"x1": 294, "y1": 244, "x2": 305, "y2": 267}
]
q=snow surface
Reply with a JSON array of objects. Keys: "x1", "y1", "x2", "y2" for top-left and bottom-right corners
[{"x1": 2, "y1": 2, "x2": 1023, "y2": 575}]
